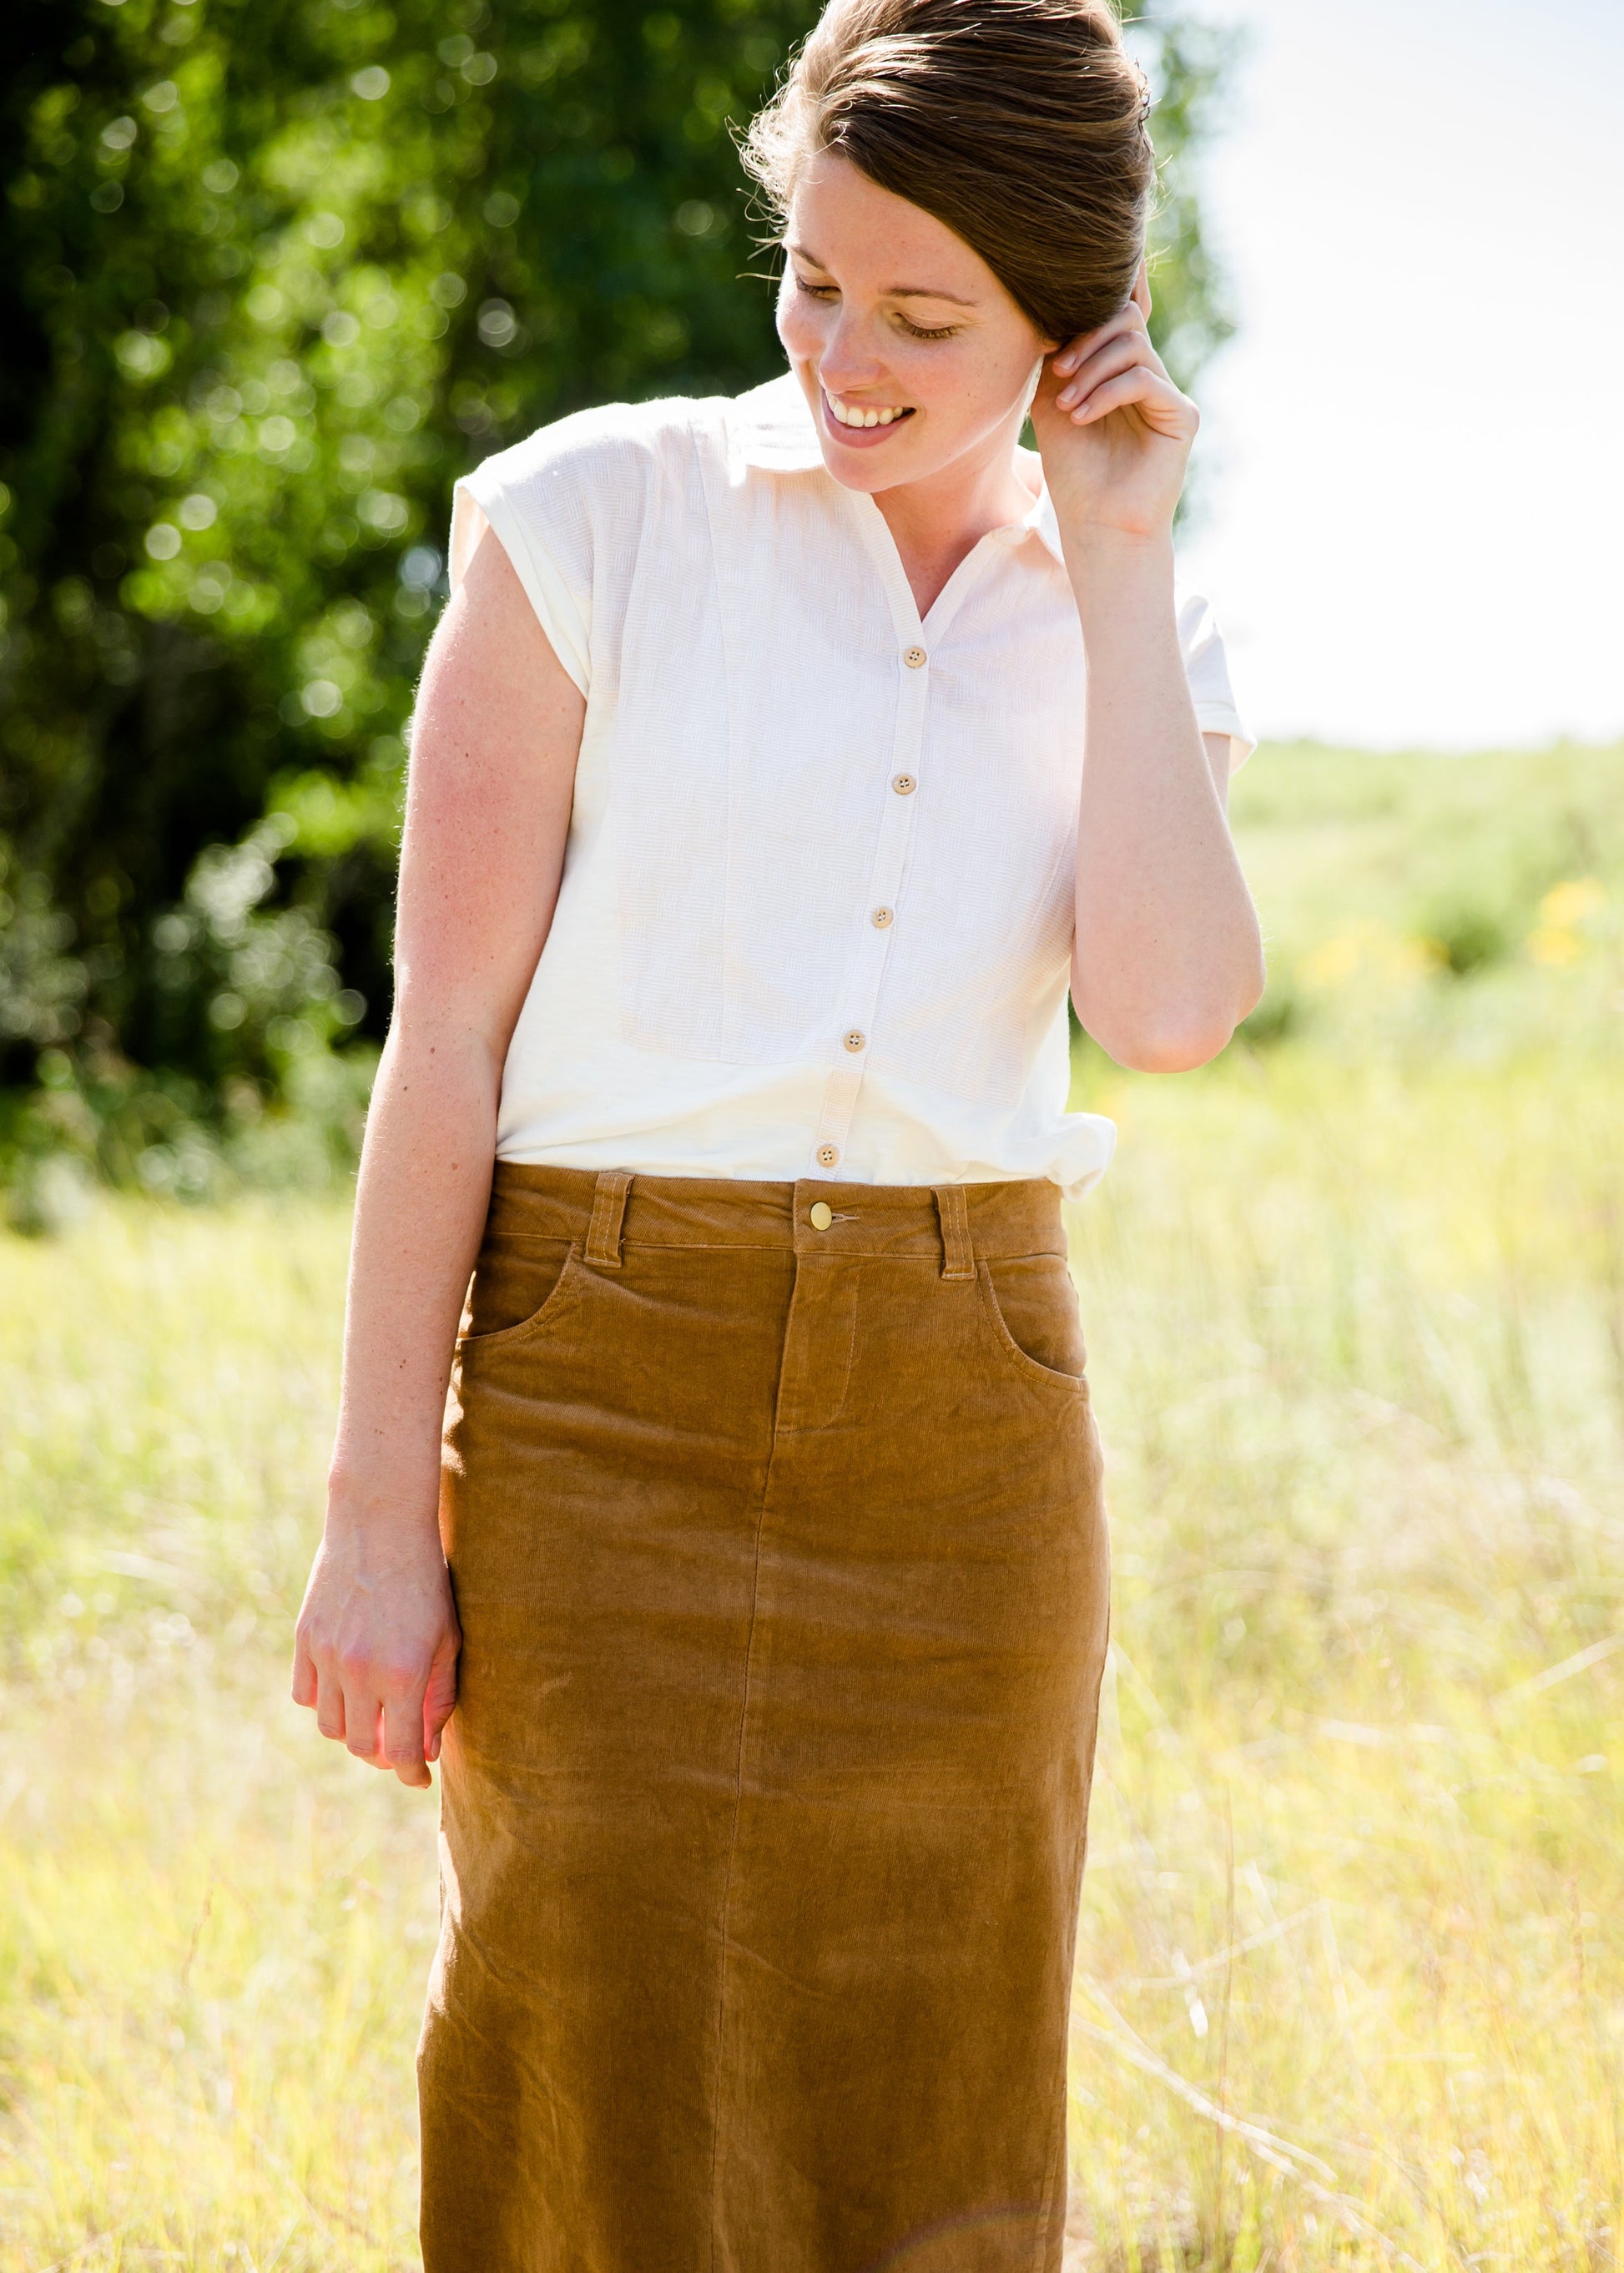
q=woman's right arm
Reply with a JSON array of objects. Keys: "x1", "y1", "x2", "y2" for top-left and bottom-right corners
[{"x1": 291, "y1": 521, "x2": 586, "y2": 1789}]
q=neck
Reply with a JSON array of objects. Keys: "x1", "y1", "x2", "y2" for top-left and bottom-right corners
[{"x1": 868, "y1": 406, "x2": 1038, "y2": 617}]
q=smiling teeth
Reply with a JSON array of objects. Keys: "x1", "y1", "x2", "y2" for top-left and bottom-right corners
[{"x1": 829, "y1": 396, "x2": 908, "y2": 428}]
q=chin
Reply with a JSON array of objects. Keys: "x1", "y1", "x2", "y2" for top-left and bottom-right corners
[
  {"x1": 815, "y1": 401, "x2": 946, "y2": 495},
  {"x1": 816, "y1": 443, "x2": 916, "y2": 495}
]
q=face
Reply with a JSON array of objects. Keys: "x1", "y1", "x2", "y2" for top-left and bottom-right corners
[{"x1": 776, "y1": 149, "x2": 1057, "y2": 497}]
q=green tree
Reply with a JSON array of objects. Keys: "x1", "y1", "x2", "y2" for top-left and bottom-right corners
[{"x1": 0, "y1": 0, "x2": 1233, "y2": 1197}]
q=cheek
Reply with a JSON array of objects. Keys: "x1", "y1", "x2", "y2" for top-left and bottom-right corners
[
  {"x1": 913, "y1": 345, "x2": 1002, "y2": 421},
  {"x1": 775, "y1": 280, "x2": 820, "y2": 360},
  {"x1": 943, "y1": 340, "x2": 1044, "y2": 428}
]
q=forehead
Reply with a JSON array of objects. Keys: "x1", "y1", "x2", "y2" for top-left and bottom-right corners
[{"x1": 786, "y1": 150, "x2": 996, "y2": 301}]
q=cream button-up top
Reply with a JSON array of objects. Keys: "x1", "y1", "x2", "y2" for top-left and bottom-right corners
[{"x1": 450, "y1": 370, "x2": 1253, "y2": 1199}]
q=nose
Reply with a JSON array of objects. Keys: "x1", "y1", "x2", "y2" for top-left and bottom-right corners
[{"x1": 815, "y1": 308, "x2": 885, "y2": 395}]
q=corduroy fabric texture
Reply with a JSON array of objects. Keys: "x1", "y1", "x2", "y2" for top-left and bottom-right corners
[{"x1": 421, "y1": 1161, "x2": 1112, "y2": 2272}]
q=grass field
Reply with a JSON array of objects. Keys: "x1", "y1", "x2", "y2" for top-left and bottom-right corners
[{"x1": 3, "y1": 741, "x2": 1622, "y2": 2270}]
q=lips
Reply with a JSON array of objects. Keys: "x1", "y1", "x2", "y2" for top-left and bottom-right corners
[{"x1": 820, "y1": 390, "x2": 915, "y2": 448}]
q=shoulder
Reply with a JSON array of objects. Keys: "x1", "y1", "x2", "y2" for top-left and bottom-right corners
[
  {"x1": 462, "y1": 392, "x2": 734, "y2": 512},
  {"x1": 448, "y1": 392, "x2": 750, "y2": 689},
  {"x1": 459, "y1": 370, "x2": 820, "y2": 522}
]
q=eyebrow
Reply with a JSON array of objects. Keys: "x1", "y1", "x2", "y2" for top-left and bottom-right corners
[{"x1": 787, "y1": 244, "x2": 977, "y2": 307}]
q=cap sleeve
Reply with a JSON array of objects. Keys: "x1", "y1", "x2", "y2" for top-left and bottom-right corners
[
  {"x1": 1176, "y1": 587, "x2": 1256, "y2": 777},
  {"x1": 451, "y1": 424, "x2": 596, "y2": 696}
]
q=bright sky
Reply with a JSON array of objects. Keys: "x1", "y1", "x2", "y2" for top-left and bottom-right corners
[{"x1": 1161, "y1": 0, "x2": 1624, "y2": 751}]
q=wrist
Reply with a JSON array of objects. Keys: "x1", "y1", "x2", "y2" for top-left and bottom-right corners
[
  {"x1": 325, "y1": 1452, "x2": 443, "y2": 1542},
  {"x1": 1057, "y1": 518, "x2": 1175, "y2": 571},
  {"x1": 1057, "y1": 524, "x2": 1176, "y2": 633}
]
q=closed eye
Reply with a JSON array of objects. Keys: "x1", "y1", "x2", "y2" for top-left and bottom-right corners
[{"x1": 793, "y1": 275, "x2": 961, "y2": 342}]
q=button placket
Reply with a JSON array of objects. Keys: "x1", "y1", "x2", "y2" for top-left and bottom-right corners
[{"x1": 808, "y1": 638, "x2": 929, "y2": 1173}]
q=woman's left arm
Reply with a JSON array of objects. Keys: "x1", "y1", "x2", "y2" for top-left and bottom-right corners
[{"x1": 1031, "y1": 267, "x2": 1266, "y2": 1072}]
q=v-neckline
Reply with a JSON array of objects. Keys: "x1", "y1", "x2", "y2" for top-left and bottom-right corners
[
  {"x1": 842, "y1": 465, "x2": 1050, "y2": 640},
  {"x1": 845, "y1": 492, "x2": 1016, "y2": 645}
]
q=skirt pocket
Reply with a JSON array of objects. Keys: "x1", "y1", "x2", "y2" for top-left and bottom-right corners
[
  {"x1": 457, "y1": 1235, "x2": 586, "y2": 1355},
  {"x1": 976, "y1": 1252, "x2": 1089, "y2": 1397}
]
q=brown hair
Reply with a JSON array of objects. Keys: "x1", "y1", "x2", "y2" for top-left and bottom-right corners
[{"x1": 740, "y1": 0, "x2": 1155, "y2": 346}]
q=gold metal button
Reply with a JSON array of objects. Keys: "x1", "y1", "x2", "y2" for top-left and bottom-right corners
[
  {"x1": 872, "y1": 906, "x2": 894, "y2": 928},
  {"x1": 809, "y1": 1200, "x2": 834, "y2": 1231},
  {"x1": 891, "y1": 773, "x2": 916, "y2": 796},
  {"x1": 843, "y1": 1030, "x2": 866, "y2": 1053},
  {"x1": 904, "y1": 645, "x2": 927, "y2": 669},
  {"x1": 815, "y1": 1143, "x2": 840, "y2": 1168}
]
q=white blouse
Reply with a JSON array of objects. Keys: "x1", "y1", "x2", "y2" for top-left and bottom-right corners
[{"x1": 450, "y1": 370, "x2": 1253, "y2": 1200}]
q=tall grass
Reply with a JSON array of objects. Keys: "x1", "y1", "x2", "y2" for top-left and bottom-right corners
[
  {"x1": 0, "y1": 1206, "x2": 428, "y2": 2269},
  {"x1": 2, "y1": 742, "x2": 1621, "y2": 2270},
  {"x1": 1063, "y1": 1055, "x2": 1623, "y2": 2268}
]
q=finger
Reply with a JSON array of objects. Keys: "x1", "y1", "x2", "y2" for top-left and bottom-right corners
[
  {"x1": 1069, "y1": 367, "x2": 1165, "y2": 425},
  {"x1": 1055, "y1": 333, "x2": 1163, "y2": 411},
  {"x1": 291, "y1": 1630, "x2": 318, "y2": 1709},
  {"x1": 341, "y1": 1676, "x2": 387, "y2": 1766},
  {"x1": 1052, "y1": 314, "x2": 1141, "y2": 379},
  {"x1": 424, "y1": 1630, "x2": 461, "y2": 1766},
  {"x1": 1069, "y1": 367, "x2": 1192, "y2": 431},
  {"x1": 314, "y1": 1667, "x2": 347, "y2": 1745},
  {"x1": 383, "y1": 1679, "x2": 432, "y2": 1789},
  {"x1": 1051, "y1": 301, "x2": 1148, "y2": 378}
]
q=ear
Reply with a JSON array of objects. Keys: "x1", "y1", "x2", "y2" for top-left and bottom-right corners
[{"x1": 1132, "y1": 257, "x2": 1152, "y2": 320}]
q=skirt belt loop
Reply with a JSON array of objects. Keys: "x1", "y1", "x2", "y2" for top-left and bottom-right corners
[
  {"x1": 933, "y1": 1183, "x2": 976, "y2": 1283},
  {"x1": 584, "y1": 1169, "x2": 633, "y2": 1270}
]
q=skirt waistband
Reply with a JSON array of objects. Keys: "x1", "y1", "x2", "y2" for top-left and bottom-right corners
[{"x1": 486, "y1": 1161, "x2": 1067, "y2": 1276}]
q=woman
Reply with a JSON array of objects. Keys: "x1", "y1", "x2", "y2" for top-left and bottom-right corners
[{"x1": 293, "y1": 0, "x2": 1263, "y2": 2262}]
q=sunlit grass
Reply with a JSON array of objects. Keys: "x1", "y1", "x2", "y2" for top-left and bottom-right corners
[
  {"x1": 0, "y1": 1204, "x2": 428, "y2": 2271},
  {"x1": 1062, "y1": 1051, "x2": 1624, "y2": 2268},
  {"x1": 3, "y1": 743, "x2": 1622, "y2": 2269}
]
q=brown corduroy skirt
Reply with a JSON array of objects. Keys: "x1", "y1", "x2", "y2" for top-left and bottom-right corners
[{"x1": 421, "y1": 1162, "x2": 1111, "y2": 2273}]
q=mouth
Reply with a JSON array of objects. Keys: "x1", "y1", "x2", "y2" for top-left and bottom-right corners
[{"x1": 820, "y1": 388, "x2": 916, "y2": 447}]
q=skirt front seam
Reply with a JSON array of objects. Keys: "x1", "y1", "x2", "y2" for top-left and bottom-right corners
[{"x1": 707, "y1": 1454, "x2": 775, "y2": 2273}]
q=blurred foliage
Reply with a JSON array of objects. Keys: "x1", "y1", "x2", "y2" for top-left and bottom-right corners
[
  {"x1": 1059, "y1": 740, "x2": 1624, "y2": 1096},
  {"x1": 1124, "y1": 6, "x2": 1238, "y2": 396},
  {"x1": 0, "y1": 0, "x2": 1231, "y2": 1201},
  {"x1": 1223, "y1": 739, "x2": 1624, "y2": 1065}
]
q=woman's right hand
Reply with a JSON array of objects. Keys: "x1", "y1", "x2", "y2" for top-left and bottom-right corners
[{"x1": 291, "y1": 1511, "x2": 461, "y2": 1790}]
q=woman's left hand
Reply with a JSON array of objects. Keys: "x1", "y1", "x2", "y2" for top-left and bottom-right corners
[{"x1": 1028, "y1": 261, "x2": 1198, "y2": 547}]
